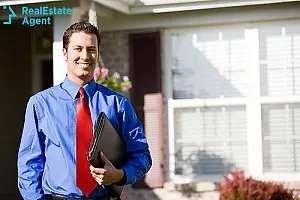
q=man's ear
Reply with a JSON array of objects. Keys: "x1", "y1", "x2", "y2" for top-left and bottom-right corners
[{"x1": 62, "y1": 48, "x2": 68, "y2": 61}]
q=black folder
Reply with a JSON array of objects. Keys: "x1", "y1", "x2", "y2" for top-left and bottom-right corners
[{"x1": 88, "y1": 112, "x2": 127, "y2": 199}]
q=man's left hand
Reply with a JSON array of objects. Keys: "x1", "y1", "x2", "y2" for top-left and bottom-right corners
[{"x1": 90, "y1": 152, "x2": 124, "y2": 185}]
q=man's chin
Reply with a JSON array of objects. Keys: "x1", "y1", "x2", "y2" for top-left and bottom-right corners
[
  {"x1": 77, "y1": 72, "x2": 94, "y2": 80},
  {"x1": 77, "y1": 69, "x2": 92, "y2": 76}
]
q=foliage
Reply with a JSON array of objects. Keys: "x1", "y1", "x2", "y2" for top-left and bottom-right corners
[
  {"x1": 218, "y1": 171, "x2": 296, "y2": 200},
  {"x1": 94, "y1": 67, "x2": 132, "y2": 94}
]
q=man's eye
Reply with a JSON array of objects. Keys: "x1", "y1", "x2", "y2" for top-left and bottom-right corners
[{"x1": 74, "y1": 48, "x2": 81, "y2": 51}]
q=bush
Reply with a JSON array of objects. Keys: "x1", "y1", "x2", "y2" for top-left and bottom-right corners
[{"x1": 218, "y1": 171, "x2": 296, "y2": 200}]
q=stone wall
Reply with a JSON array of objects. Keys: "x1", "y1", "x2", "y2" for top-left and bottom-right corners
[{"x1": 100, "y1": 31, "x2": 130, "y2": 78}]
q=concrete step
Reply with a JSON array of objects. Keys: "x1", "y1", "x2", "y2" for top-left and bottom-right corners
[{"x1": 122, "y1": 186, "x2": 219, "y2": 200}]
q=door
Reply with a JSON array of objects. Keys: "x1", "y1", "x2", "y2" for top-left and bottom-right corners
[
  {"x1": 0, "y1": 19, "x2": 32, "y2": 199},
  {"x1": 129, "y1": 32, "x2": 165, "y2": 188},
  {"x1": 41, "y1": 59, "x2": 53, "y2": 90}
]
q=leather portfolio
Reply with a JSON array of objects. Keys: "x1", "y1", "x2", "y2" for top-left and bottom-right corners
[{"x1": 88, "y1": 112, "x2": 127, "y2": 199}]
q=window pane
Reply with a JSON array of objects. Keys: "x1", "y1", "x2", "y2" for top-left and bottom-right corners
[
  {"x1": 174, "y1": 106, "x2": 248, "y2": 176},
  {"x1": 169, "y1": 27, "x2": 246, "y2": 99},
  {"x1": 260, "y1": 25, "x2": 300, "y2": 96},
  {"x1": 262, "y1": 104, "x2": 300, "y2": 172}
]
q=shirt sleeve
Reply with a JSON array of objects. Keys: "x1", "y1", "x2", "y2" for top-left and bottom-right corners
[
  {"x1": 17, "y1": 96, "x2": 46, "y2": 200},
  {"x1": 117, "y1": 97, "x2": 152, "y2": 185}
]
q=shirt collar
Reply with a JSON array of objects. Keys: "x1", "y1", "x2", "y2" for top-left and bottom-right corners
[{"x1": 62, "y1": 76, "x2": 97, "y2": 99}]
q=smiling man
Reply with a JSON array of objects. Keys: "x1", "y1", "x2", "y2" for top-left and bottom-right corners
[{"x1": 17, "y1": 22, "x2": 152, "y2": 200}]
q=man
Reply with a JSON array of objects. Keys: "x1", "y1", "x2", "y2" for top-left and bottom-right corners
[{"x1": 17, "y1": 21, "x2": 152, "y2": 200}]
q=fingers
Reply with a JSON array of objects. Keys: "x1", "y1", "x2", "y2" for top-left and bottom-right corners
[
  {"x1": 91, "y1": 172, "x2": 111, "y2": 185},
  {"x1": 93, "y1": 174, "x2": 104, "y2": 185},
  {"x1": 92, "y1": 174, "x2": 104, "y2": 180},
  {"x1": 89, "y1": 163, "x2": 115, "y2": 186},
  {"x1": 100, "y1": 151, "x2": 113, "y2": 166},
  {"x1": 90, "y1": 165, "x2": 107, "y2": 175}
]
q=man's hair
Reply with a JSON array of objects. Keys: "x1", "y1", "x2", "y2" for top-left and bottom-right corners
[{"x1": 63, "y1": 21, "x2": 101, "y2": 50}]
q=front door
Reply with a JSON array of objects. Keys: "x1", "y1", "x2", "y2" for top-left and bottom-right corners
[{"x1": 129, "y1": 31, "x2": 165, "y2": 188}]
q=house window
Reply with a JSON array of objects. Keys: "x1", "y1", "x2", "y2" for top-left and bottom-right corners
[
  {"x1": 171, "y1": 29, "x2": 246, "y2": 99},
  {"x1": 260, "y1": 24, "x2": 300, "y2": 173},
  {"x1": 166, "y1": 26, "x2": 249, "y2": 181},
  {"x1": 262, "y1": 104, "x2": 300, "y2": 172},
  {"x1": 174, "y1": 106, "x2": 247, "y2": 176},
  {"x1": 260, "y1": 26, "x2": 300, "y2": 96},
  {"x1": 166, "y1": 21, "x2": 300, "y2": 182}
]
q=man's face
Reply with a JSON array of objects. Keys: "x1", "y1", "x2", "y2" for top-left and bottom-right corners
[{"x1": 63, "y1": 31, "x2": 98, "y2": 85}]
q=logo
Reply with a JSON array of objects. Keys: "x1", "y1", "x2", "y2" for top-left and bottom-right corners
[
  {"x1": 2, "y1": 5, "x2": 72, "y2": 26},
  {"x1": 2, "y1": 5, "x2": 17, "y2": 24}
]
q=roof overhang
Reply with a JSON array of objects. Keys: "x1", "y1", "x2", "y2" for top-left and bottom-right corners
[
  {"x1": 0, "y1": 0, "x2": 299, "y2": 14},
  {"x1": 94, "y1": 0, "x2": 300, "y2": 14},
  {"x1": 131, "y1": 0, "x2": 300, "y2": 14},
  {"x1": 0, "y1": 0, "x2": 64, "y2": 6}
]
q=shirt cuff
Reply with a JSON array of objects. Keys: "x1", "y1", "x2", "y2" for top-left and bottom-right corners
[{"x1": 117, "y1": 166, "x2": 134, "y2": 185}]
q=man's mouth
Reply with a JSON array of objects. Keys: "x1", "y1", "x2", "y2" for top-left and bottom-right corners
[{"x1": 76, "y1": 62, "x2": 91, "y2": 69}]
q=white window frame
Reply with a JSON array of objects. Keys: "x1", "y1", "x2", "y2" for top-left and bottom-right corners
[{"x1": 163, "y1": 27, "x2": 300, "y2": 183}]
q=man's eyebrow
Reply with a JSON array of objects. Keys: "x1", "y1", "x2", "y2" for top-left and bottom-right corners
[
  {"x1": 71, "y1": 45, "x2": 97, "y2": 49},
  {"x1": 87, "y1": 46, "x2": 97, "y2": 49}
]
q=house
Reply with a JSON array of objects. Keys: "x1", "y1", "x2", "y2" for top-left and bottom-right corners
[{"x1": 1, "y1": 0, "x2": 300, "y2": 198}]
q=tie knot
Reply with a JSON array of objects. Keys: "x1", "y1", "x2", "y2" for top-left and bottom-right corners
[{"x1": 79, "y1": 87, "x2": 85, "y2": 98}]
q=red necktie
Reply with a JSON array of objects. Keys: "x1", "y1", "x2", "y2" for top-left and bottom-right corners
[{"x1": 76, "y1": 87, "x2": 97, "y2": 196}]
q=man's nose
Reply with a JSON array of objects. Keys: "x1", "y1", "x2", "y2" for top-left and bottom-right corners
[{"x1": 80, "y1": 49, "x2": 89, "y2": 59}]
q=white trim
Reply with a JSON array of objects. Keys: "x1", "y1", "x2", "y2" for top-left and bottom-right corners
[
  {"x1": 260, "y1": 96, "x2": 300, "y2": 104},
  {"x1": 171, "y1": 174, "x2": 223, "y2": 184},
  {"x1": 244, "y1": 28, "x2": 264, "y2": 177},
  {"x1": 256, "y1": 173, "x2": 300, "y2": 182},
  {"x1": 162, "y1": 30, "x2": 173, "y2": 181},
  {"x1": 0, "y1": 0, "x2": 63, "y2": 6},
  {"x1": 100, "y1": 6, "x2": 300, "y2": 31},
  {"x1": 130, "y1": 0, "x2": 300, "y2": 14},
  {"x1": 89, "y1": 1, "x2": 97, "y2": 26},
  {"x1": 137, "y1": 0, "x2": 204, "y2": 6},
  {"x1": 171, "y1": 98, "x2": 246, "y2": 108},
  {"x1": 163, "y1": 30, "x2": 173, "y2": 101},
  {"x1": 167, "y1": 99, "x2": 176, "y2": 181},
  {"x1": 151, "y1": 0, "x2": 300, "y2": 13},
  {"x1": 53, "y1": 15, "x2": 70, "y2": 85}
]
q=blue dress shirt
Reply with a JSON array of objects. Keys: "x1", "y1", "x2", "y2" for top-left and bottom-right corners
[{"x1": 17, "y1": 77, "x2": 152, "y2": 200}]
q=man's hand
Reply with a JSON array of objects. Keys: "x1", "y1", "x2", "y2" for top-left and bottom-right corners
[{"x1": 90, "y1": 151, "x2": 124, "y2": 185}]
